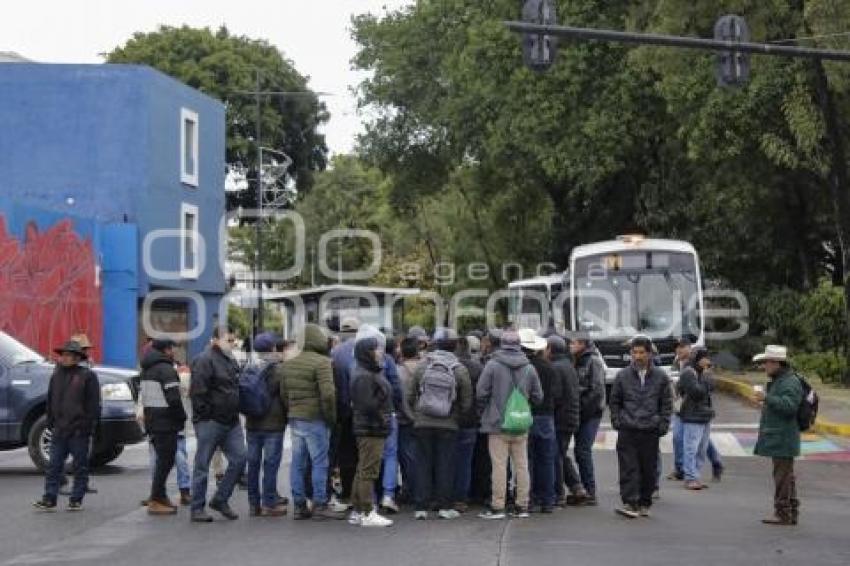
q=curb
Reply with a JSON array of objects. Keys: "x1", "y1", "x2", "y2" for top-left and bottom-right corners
[{"x1": 715, "y1": 376, "x2": 850, "y2": 438}]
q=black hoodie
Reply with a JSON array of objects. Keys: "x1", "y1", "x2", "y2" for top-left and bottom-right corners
[
  {"x1": 140, "y1": 349, "x2": 187, "y2": 434},
  {"x1": 46, "y1": 364, "x2": 100, "y2": 437},
  {"x1": 350, "y1": 338, "x2": 393, "y2": 437}
]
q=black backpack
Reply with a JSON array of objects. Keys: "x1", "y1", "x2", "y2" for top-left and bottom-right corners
[{"x1": 795, "y1": 373, "x2": 819, "y2": 432}]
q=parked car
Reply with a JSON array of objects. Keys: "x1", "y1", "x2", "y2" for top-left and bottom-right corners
[{"x1": 0, "y1": 331, "x2": 144, "y2": 470}]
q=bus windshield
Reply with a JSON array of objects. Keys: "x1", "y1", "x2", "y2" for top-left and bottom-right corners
[{"x1": 573, "y1": 251, "x2": 700, "y2": 340}]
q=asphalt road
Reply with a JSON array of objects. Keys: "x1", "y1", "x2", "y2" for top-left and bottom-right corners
[{"x1": 1, "y1": 394, "x2": 849, "y2": 566}]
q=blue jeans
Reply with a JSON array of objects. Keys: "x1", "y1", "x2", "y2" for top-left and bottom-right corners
[
  {"x1": 381, "y1": 415, "x2": 399, "y2": 499},
  {"x1": 707, "y1": 438, "x2": 723, "y2": 470},
  {"x1": 671, "y1": 415, "x2": 685, "y2": 474},
  {"x1": 575, "y1": 417, "x2": 601, "y2": 496},
  {"x1": 398, "y1": 424, "x2": 418, "y2": 499},
  {"x1": 682, "y1": 422, "x2": 710, "y2": 482},
  {"x1": 528, "y1": 415, "x2": 557, "y2": 507},
  {"x1": 148, "y1": 435, "x2": 191, "y2": 490},
  {"x1": 452, "y1": 428, "x2": 478, "y2": 503},
  {"x1": 289, "y1": 419, "x2": 330, "y2": 507},
  {"x1": 191, "y1": 420, "x2": 247, "y2": 512},
  {"x1": 44, "y1": 433, "x2": 91, "y2": 503},
  {"x1": 247, "y1": 431, "x2": 284, "y2": 508}
]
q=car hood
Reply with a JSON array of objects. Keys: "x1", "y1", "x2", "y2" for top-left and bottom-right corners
[{"x1": 26, "y1": 361, "x2": 138, "y2": 386}]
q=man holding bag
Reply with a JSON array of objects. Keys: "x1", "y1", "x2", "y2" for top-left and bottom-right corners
[{"x1": 476, "y1": 329, "x2": 543, "y2": 520}]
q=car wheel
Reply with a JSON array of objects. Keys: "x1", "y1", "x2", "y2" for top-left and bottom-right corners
[
  {"x1": 89, "y1": 445, "x2": 124, "y2": 468},
  {"x1": 27, "y1": 415, "x2": 51, "y2": 472}
]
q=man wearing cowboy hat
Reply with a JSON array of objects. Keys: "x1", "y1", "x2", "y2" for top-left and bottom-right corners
[
  {"x1": 752, "y1": 345, "x2": 803, "y2": 526},
  {"x1": 33, "y1": 341, "x2": 101, "y2": 512}
]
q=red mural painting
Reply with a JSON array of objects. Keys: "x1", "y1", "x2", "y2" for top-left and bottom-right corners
[{"x1": 0, "y1": 215, "x2": 103, "y2": 362}]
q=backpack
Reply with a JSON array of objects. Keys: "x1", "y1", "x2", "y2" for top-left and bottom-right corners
[
  {"x1": 239, "y1": 362, "x2": 276, "y2": 418},
  {"x1": 416, "y1": 357, "x2": 458, "y2": 418},
  {"x1": 501, "y1": 366, "x2": 533, "y2": 435},
  {"x1": 795, "y1": 373, "x2": 819, "y2": 432}
]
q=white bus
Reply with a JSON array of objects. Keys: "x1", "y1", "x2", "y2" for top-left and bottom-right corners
[{"x1": 508, "y1": 236, "x2": 705, "y2": 383}]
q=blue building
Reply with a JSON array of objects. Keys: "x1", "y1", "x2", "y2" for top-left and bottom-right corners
[{"x1": 0, "y1": 63, "x2": 226, "y2": 367}]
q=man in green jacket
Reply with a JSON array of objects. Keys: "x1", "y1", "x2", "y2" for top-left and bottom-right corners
[
  {"x1": 752, "y1": 345, "x2": 803, "y2": 526},
  {"x1": 281, "y1": 324, "x2": 343, "y2": 520}
]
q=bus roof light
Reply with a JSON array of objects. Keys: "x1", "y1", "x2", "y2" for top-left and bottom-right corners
[{"x1": 617, "y1": 234, "x2": 646, "y2": 245}]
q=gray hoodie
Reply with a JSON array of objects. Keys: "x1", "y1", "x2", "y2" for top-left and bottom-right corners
[{"x1": 476, "y1": 346, "x2": 544, "y2": 434}]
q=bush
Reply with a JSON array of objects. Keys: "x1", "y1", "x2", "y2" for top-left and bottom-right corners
[{"x1": 793, "y1": 351, "x2": 849, "y2": 385}]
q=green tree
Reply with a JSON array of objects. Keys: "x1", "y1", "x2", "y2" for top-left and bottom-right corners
[{"x1": 108, "y1": 25, "x2": 329, "y2": 210}]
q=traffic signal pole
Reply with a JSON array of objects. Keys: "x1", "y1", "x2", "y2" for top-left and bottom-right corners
[{"x1": 505, "y1": 20, "x2": 850, "y2": 62}]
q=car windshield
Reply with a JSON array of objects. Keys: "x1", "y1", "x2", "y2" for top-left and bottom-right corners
[
  {"x1": 573, "y1": 251, "x2": 700, "y2": 339},
  {"x1": 0, "y1": 332, "x2": 45, "y2": 366}
]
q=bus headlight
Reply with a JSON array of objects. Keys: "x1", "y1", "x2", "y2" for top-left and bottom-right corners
[{"x1": 101, "y1": 382, "x2": 133, "y2": 402}]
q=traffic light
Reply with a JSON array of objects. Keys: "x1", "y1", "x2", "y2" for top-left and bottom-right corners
[
  {"x1": 714, "y1": 15, "x2": 750, "y2": 88},
  {"x1": 522, "y1": 0, "x2": 558, "y2": 72}
]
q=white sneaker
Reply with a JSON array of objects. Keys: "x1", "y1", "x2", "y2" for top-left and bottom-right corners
[
  {"x1": 438, "y1": 509, "x2": 461, "y2": 520},
  {"x1": 361, "y1": 509, "x2": 393, "y2": 528},
  {"x1": 347, "y1": 511, "x2": 363, "y2": 526},
  {"x1": 330, "y1": 495, "x2": 351, "y2": 513},
  {"x1": 380, "y1": 495, "x2": 399, "y2": 514},
  {"x1": 414, "y1": 510, "x2": 428, "y2": 520}
]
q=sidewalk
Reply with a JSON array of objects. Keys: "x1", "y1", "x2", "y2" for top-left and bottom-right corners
[{"x1": 715, "y1": 370, "x2": 850, "y2": 437}]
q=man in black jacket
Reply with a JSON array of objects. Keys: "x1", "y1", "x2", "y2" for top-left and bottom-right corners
[
  {"x1": 453, "y1": 336, "x2": 484, "y2": 512},
  {"x1": 610, "y1": 336, "x2": 672, "y2": 519},
  {"x1": 678, "y1": 347, "x2": 715, "y2": 490},
  {"x1": 141, "y1": 339, "x2": 188, "y2": 515},
  {"x1": 33, "y1": 341, "x2": 101, "y2": 512},
  {"x1": 189, "y1": 327, "x2": 247, "y2": 522},
  {"x1": 545, "y1": 335, "x2": 580, "y2": 507}
]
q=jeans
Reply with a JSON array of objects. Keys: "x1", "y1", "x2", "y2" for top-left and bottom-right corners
[
  {"x1": 528, "y1": 416, "x2": 557, "y2": 507},
  {"x1": 191, "y1": 420, "x2": 247, "y2": 512},
  {"x1": 414, "y1": 427, "x2": 457, "y2": 511},
  {"x1": 289, "y1": 419, "x2": 331, "y2": 507},
  {"x1": 397, "y1": 424, "x2": 418, "y2": 500},
  {"x1": 246, "y1": 430, "x2": 284, "y2": 509},
  {"x1": 452, "y1": 428, "x2": 478, "y2": 503},
  {"x1": 148, "y1": 435, "x2": 191, "y2": 490},
  {"x1": 563, "y1": 417, "x2": 601, "y2": 496},
  {"x1": 44, "y1": 433, "x2": 91, "y2": 503},
  {"x1": 617, "y1": 429, "x2": 659, "y2": 508},
  {"x1": 353, "y1": 436, "x2": 385, "y2": 513},
  {"x1": 488, "y1": 433, "x2": 530, "y2": 510},
  {"x1": 381, "y1": 414, "x2": 399, "y2": 499},
  {"x1": 671, "y1": 415, "x2": 685, "y2": 474},
  {"x1": 682, "y1": 422, "x2": 710, "y2": 482},
  {"x1": 150, "y1": 432, "x2": 178, "y2": 501}
]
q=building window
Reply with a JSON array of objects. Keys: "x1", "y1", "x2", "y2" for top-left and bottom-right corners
[
  {"x1": 180, "y1": 203, "x2": 199, "y2": 279},
  {"x1": 181, "y1": 108, "x2": 199, "y2": 186}
]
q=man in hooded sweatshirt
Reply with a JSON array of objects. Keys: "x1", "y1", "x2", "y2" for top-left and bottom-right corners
[
  {"x1": 476, "y1": 329, "x2": 543, "y2": 519},
  {"x1": 677, "y1": 346, "x2": 716, "y2": 491},
  {"x1": 410, "y1": 328, "x2": 472, "y2": 520}
]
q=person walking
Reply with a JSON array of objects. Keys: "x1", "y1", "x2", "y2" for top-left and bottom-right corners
[
  {"x1": 564, "y1": 336, "x2": 606, "y2": 506},
  {"x1": 140, "y1": 339, "x2": 187, "y2": 516},
  {"x1": 476, "y1": 330, "x2": 543, "y2": 520},
  {"x1": 545, "y1": 335, "x2": 580, "y2": 507},
  {"x1": 245, "y1": 333, "x2": 288, "y2": 517},
  {"x1": 678, "y1": 347, "x2": 716, "y2": 491},
  {"x1": 610, "y1": 336, "x2": 672, "y2": 519},
  {"x1": 32, "y1": 341, "x2": 100, "y2": 512},
  {"x1": 188, "y1": 327, "x2": 247, "y2": 523},
  {"x1": 348, "y1": 337, "x2": 394, "y2": 527},
  {"x1": 410, "y1": 328, "x2": 472, "y2": 520},
  {"x1": 282, "y1": 323, "x2": 345, "y2": 521},
  {"x1": 666, "y1": 337, "x2": 691, "y2": 482},
  {"x1": 752, "y1": 345, "x2": 804, "y2": 526}
]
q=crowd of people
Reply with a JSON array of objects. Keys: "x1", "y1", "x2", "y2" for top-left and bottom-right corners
[{"x1": 31, "y1": 323, "x2": 806, "y2": 528}]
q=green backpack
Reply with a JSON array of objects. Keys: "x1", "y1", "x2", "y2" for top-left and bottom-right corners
[{"x1": 501, "y1": 368, "x2": 533, "y2": 435}]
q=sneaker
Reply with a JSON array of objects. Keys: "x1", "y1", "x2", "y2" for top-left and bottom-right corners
[
  {"x1": 454, "y1": 501, "x2": 469, "y2": 513},
  {"x1": 148, "y1": 500, "x2": 177, "y2": 516},
  {"x1": 361, "y1": 509, "x2": 393, "y2": 528},
  {"x1": 32, "y1": 498, "x2": 57, "y2": 512},
  {"x1": 511, "y1": 507, "x2": 530, "y2": 519},
  {"x1": 275, "y1": 495, "x2": 290, "y2": 507},
  {"x1": 179, "y1": 489, "x2": 192, "y2": 506},
  {"x1": 380, "y1": 495, "x2": 399, "y2": 514},
  {"x1": 565, "y1": 492, "x2": 588, "y2": 506},
  {"x1": 684, "y1": 481, "x2": 704, "y2": 491},
  {"x1": 293, "y1": 504, "x2": 312, "y2": 520},
  {"x1": 762, "y1": 515, "x2": 794, "y2": 526},
  {"x1": 329, "y1": 495, "x2": 351, "y2": 513},
  {"x1": 414, "y1": 510, "x2": 429, "y2": 520},
  {"x1": 191, "y1": 510, "x2": 214, "y2": 523},
  {"x1": 209, "y1": 499, "x2": 239, "y2": 520},
  {"x1": 478, "y1": 508, "x2": 506, "y2": 520},
  {"x1": 667, "y1": 471, "x2": 684, "y2": 481},
  {"x1": 616, "y1": 505, "x2": 639, "y2": 519},
  {"x1": 638, "y1": 506, "x2": 651, "y2": 518},
  {"x1": 348, "y1": 511, "x2": 363, "y2": 526},
  {"x1": 652, "y1": 489, "x2": 661, "y2": 500},
  {"x1": 438, "y1": 509, "x2": 461, "y2": 520},
  {"x1": 312, "y1": 504, "x2": 347, "y2": 521},
  {"x1": 261, "y1": 504, "x2": 288, "y2": 517},
  {"x1": 67, "y1": 501, "x2": 83, "y2": 512}
]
